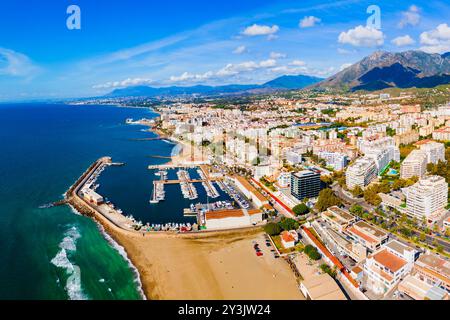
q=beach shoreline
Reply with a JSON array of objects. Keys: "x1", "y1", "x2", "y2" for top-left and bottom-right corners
[{"x1": 66, "y1": 157, "x2": 302, "y2": 300}]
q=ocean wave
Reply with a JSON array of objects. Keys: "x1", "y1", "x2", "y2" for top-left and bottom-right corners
[
  {"x1": 51, "y1": 225, "x2": 88, "y2": 300},
  {"x1": 68, "y1": 204, "x2": 82, "y2": 216},
  {"x1": 96, "y1": 223, "x2": 147, "y2": 300}
]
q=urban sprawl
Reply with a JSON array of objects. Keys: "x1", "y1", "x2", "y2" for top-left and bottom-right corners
[{"x1": 76, "y1": 88, "x2": 450, "y2": 300}]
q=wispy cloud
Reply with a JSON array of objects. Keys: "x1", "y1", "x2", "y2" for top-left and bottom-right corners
[
  {"x1": 93, "y1": 78, "x2": 154, "y2": 89},
  {"x1": 242, "y1": 24, "x2": 279, "y2": 36},
  {"x1": 299, "y1": 16, "x2": 321, "y2": 28},
  {"x1": 398, "y1": 5, "x2": 421, "y2": 28},
  {"x1": 0, "y1": 48, "x2": 41, "y2": 78}
]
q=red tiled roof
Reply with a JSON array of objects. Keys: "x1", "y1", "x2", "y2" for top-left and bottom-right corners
[{"x1": 372, "y1": 249, "x2": 407, "y2": 273}]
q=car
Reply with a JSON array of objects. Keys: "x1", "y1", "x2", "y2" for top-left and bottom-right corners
[{"x1": 256, "y1": 252, "x2": 263, "y2": 257}]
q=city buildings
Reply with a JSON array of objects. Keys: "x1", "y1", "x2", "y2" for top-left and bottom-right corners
[
  {"x1": 233, "y1": 176, "x2": 269, "y2": 209},
  {"x1": 400, "y1": 150, "x2": 428, "y2": 179},
  {"x1": 345, "y1": 157, "x2": 377, "y2": 189},
  {"x1": 419, "y1": 141, "x2": 446, "y2": 164},
  {"x1": 345, "y1": 220, "x2": 389, "y2": 252},
  {"x1": 433, "y1": 127, "x2": 450, "y2": 141},
  {"x1": 318, "y1": 151, "x2": 348, "y2": 171},
  {"x1": 363, "y1": 241, "x2": 414, "y2": 294},
  {"x1": 290, "y1": 170, "x2": 321, "y2": 201},
  {"x1": 398, "y1": 275, "x2": 449, "y2": 300},
  {"x1": 321, "y1": 206, "x2": 356, "y2": 232},
  {"x1": 414, "y1": 254, "x2": 450, "y2": 292},
  {"x1": 204, "y1": 209, "x2": 263, "y2": 230},
  {"x1": 403, "y1": 175, "x2": 448, "y2": 223},
  {"x1": 280, "y1": 231, "x2": 297, "y2": 249}
]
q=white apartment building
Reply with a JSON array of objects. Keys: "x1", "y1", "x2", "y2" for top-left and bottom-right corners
[
  {"x1": 433, "y1": 127, "x2": 450, "y2": 141},
  {"x1": 285, "y1": 150, "x2": 303, "y2": 165},
  {"x1": 419, "y1": 142, "x2": 445, "y2": 164},
  {"x1": 364, "y1": 240, "x2": 416, "y2": 294},
  {"x1": 365, "y1": 146, "x2": 399, "y2": 175},
  {"x1": 318, "y1": 151, "x2": 348, "y2": 171},
  {"x1": 358, "y1": 136, "x2": 399, "y2": 157},
  {"x1": 400, "y1": 150, "x2": 428, "y2": 179},
  {"x1": 346, "y1": 157, "x2": 377, "y2": 189},
  {"x1": 277, "y1": 172, "x2": 291, "y2": 188},
  {"x1": 403, "y1": 175, "x2": 448, "y2": 223}
]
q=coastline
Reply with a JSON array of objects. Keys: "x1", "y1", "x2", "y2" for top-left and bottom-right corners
[
  {"x1": 63, "y1": 109, "x2": 302, "y2": 300},
  {"x1": 66, "y1": 157, "x2": 302, "y2": 300}
]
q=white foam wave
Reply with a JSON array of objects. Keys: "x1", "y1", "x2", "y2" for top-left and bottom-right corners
[
  {"x1": 51, "y1": 225, "x2": 88, "y2": 300},
  {"x1": 68, "y1": 204, "x2": 82, "y2": 216},
  {"x1": 96, "y1": 223, "x2": 147, "y2": 300}
]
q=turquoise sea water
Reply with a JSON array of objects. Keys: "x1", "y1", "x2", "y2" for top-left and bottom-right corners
[{"x1": 0, "y1": 103, "x2": 174, "y2": 300}]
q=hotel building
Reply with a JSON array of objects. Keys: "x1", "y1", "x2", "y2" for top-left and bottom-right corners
[
  {"x1": 345, "y1": 157, "x2": 377, "y2": 189},
  {"x1": 318, "y1": 151, "x2": 348, "y2": 171},
  {"x1": 400, "y1": 150, "x2": 428, "y2": 179},
  {"x1": 403, "y1": 175, "x2": 448, "y2": 222},
  {"x1": 419, "y1": 141, "x2": 446, "y2": 164},
  {"x1": 290, "y1": 170, "x2": 321, "y2": 200}
]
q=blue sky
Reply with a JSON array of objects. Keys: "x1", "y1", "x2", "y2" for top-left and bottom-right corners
[{"x1": 0, "y1": 0, "x2": 449, "y2": 101}]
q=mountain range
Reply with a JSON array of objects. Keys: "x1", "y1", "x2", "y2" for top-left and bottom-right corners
[
  {"x1": 315, "y1": 50, "x2": 450, "y2": 91},
  {"x1": 107, "y1": 75, "x2": 323, "y2": 97},
  {"x1": 106, "y1": 50, "x2": 450, "y2": 97}
]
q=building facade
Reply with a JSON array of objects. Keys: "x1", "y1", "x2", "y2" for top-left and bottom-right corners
[{"x1": 290, "y1": 170, "x2": 321, "y2": 200}]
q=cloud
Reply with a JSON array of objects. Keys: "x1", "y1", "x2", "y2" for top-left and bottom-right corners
[
  {"x1": 0, "y1": 48, "x2": 40, "y2": 78},
  {"x1": 337, "y1": 48, "x2": 353, "y2": 55},
  {"x1": 169, "y1": 71, "x2": 214, "y2": 82},
  {"x1": 340, "y1": 63, "x2": 353, "y2": 71},
  {"x1": 270, "y1": 52, "x2": 287, "y2": 59},
  {"x1": 398, "y1": 5, "x2": 421, "y2": 29},
  {"x1": 169, "y1": 59, "x2": 279, "y2": 83},
  {"x1": 233, "y1": 45, "x2": 247, "y2": 54},
  {"x1": 391, "y1": 35, "x2": 415, "y2": 47},
  {"x1": 338, "y1": 25, "x2": 384, "y2": 47},
  {"x1": 242, "y1": 24, "x2": 279, "y2": 36},
  {"x1": 93, "y1": 78, "x2": 154, "y2": 89},
  {"x1": 299, "y1": 16, "x2": 321, "y2": 28},
  {"x1": 290, "y1": 60, "x2": 306, "y2": 66},
  {"x1": 216, "y1": 59, "x2": 277, "y2": 76},
  {"x1": 419, "y1": 23, "x2": 450, "y2": 53}
]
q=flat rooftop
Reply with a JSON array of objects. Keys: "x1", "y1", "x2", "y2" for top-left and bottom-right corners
[
  {"x1": 234, "y1": 176, "x2": 267, "y2": 202},
  {"x1": 352, "y1": 220, "x2": 388, "y2": 239},
  {"x1": 302, "y1": 273, "x2": 347, "y2": 300},
  {"x1": 372, "y1": 249, "x2": 407, "y2": 273},
  {"x1": 324, "y1": 206, "x2": 355, "y2": 224},
  {"x1": 416, "y1": 254, "x2": 450, "y2": 281}
]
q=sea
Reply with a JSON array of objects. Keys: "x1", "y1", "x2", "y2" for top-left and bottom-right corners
[{"x1": 0, "y1": 103, "x2": 189, "y2": 300}]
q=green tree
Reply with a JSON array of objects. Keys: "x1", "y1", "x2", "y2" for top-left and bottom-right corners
[
  {"x1": 304, "y1": 245, "x2": 322, "y2": 261},
  {"x1": 264, "y1": 223, "x2": 282, "y2": 236},
  {"x1": 364, "y1": 185, "x2": 382, "y2": 206},
  {"x1": 278, "y1": 217, "x2": 299, "y2": 231},
  {"x1": 419, "y1": 232, "x2": 427, "y2": 242},
  {"x1": 349, "y1": 204, "x2": 364, "y2": 217},
  {"x1": 351, "y1": 186, "x2": 364, "y2": 198},
  {"x1": 293, "y1": 203, "x2": 310, "y2": 216},
  {"x1": 315, "y1": 189, "x2": 341, "y2": 212}
]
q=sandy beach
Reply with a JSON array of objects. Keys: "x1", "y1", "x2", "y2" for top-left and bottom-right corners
[{"x1": 108, "y1": 227, "x2": 304, "y2": 300}]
